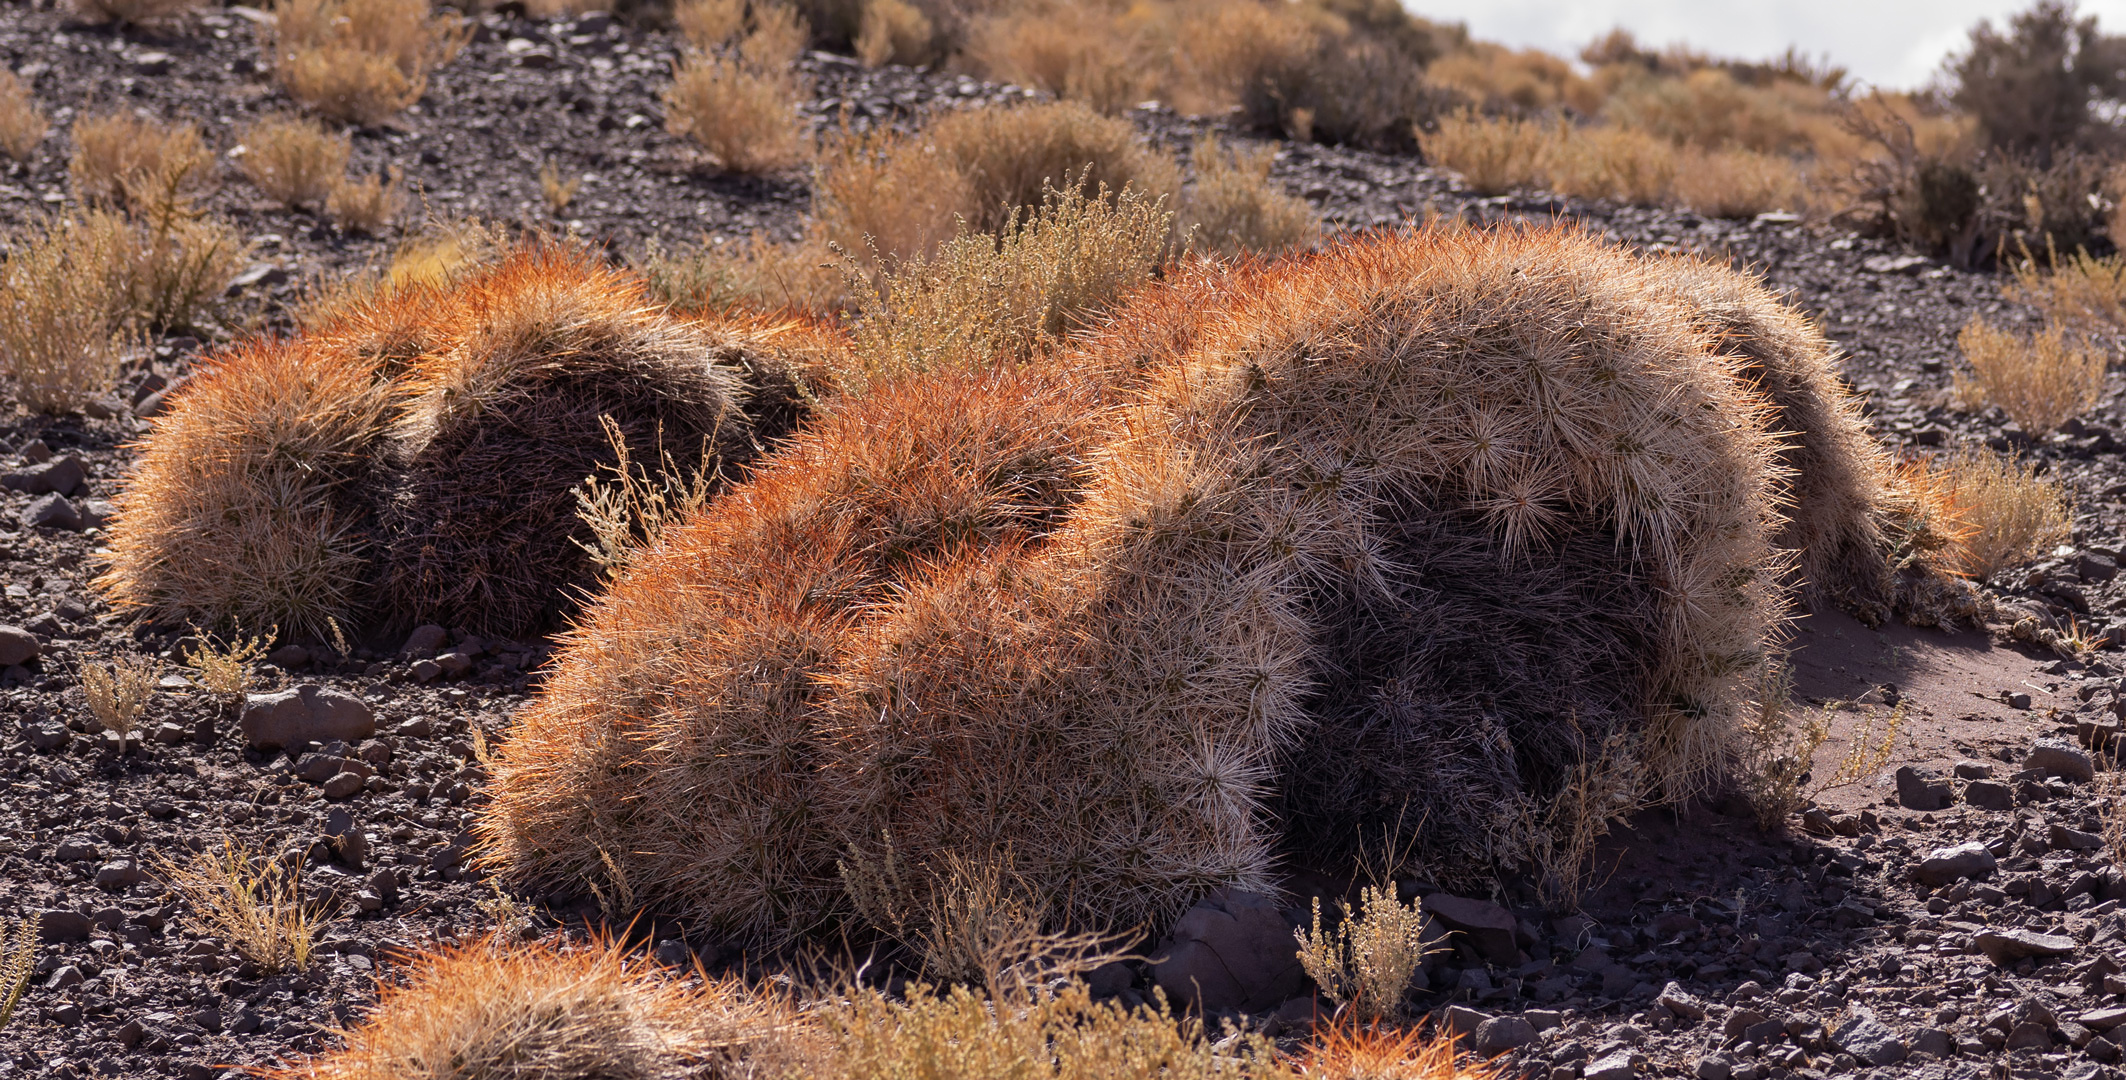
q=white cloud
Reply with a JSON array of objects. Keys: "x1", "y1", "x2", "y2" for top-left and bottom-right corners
[{"x1": 1408, "y1": 0, "x2": 2126, "y2": 90}]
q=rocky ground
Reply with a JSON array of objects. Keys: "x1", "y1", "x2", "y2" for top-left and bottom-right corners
[{"x1": 7, "y1": 3, "x2": 2126, "y2": 1079}]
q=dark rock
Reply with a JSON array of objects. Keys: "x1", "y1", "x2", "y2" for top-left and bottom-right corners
[
  {"x1": 25, "y1": 721, "x2": 68, "y2": 750},
  {"x1": 1583, "y1": 1050, "x2": 1637, "y2": 1080},
  {"x1": 410, "y1": 659, "x2": 442, "y2": 683},
  {"x1": 267, "y1": 644, "x2": 311, "y2": 668},
  {"x1": 1832, "y1": 1007, "x2": 1907, "y2": 1065},
  {"x1": 1915, "y1": 842, "x2": 1997, "y2": 885},
  {"x1": 1964, "y1": 780, "x2": 2015, "y2": 811},
  {"x1": 2051, "y1": 823, "x2": 2105, "y2": 851},
  {"x1": 2081, "y1": 552, "x2": 2121, "y2": 583},
  {"x1": 95, "y1": 859, "x2": 146, "y2": 890},
  {"x1": 0, "y1": 623, "x2": 38, "y2": 666},
  {"x1": 321, "y1": 771, "x2": 365, "y2": 799},
  {"x1": 1694, "y1": 1056, "x2": 1732, "y2": 1080},
  {"x1": 21, "y1": 492, "x2": 82, "y2": 530},
  {"x1": 2027, "y1": 738, "x2": 2096, "y2": 783},
  {"x1": 1149, "y1": 889, "x2": 1308, "y2": 1014},
  {"x1": 1723, "y1": 1008, "x2": 1769, "y2": 1040},
  {"x1": 1424, "y1": 893, "x2": 1519, "y2": 964},
  {"x1": 1954, "y1": 759, "x2": 1996, "y2": 780},
  {"x1": 2079, "y1": 1008, "x2": 2126, "y2": 1031},
  {"x1": 400, "y1": 624, "x2": 448, "y2": 656},
  {"x1": 1911, "y1": 1027, "x2": 1954, "y2": 1057},
  {"x1": 1474, "y1": 1014, "x2": 1537, "y2": 1054},
  {"x1": 2005, "y1": 1021, "x2": 2053, "y2": 1050},
  {"x1": 1657, "y1": 982, "x2": 1707, "y2": 1020},
  {"x1": 1974, "y1": 928, "x2": 2077, "y2": 964},
  {"x1": 240, "y1": 684, "x2": 376, "y2": 748},
  {"x1": 38, "y1": 909, "x2": 92, "y2": 942},
  {"x1": 1, "y1": 454, "x2": 84, "y2": 496},
  {"x1": 1895, "y1": 765, "x2": 1953, "y2": 810},
  {"x1": 435, "y1": 651, "x2": 475, "y2": 677}
]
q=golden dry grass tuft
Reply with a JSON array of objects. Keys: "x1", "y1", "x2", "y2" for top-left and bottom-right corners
[
  {"x1": 1673, "y1": 147, "x2": 1805, "y2": 219},
  {"x1": 2006, "y1": 248, "x2": 2126, "y2": 350},
  {"x1": 157, "y1": 837, "x2": 334, "y2": 974},
  {"x1": 265, "y1": 934, "x2": 805, "y2": 1080},
  {"x1": 1181, "y1": 135, "x2": 1320, "y2": 258},
  {"x1": 0, "y1": 214, "x2": 130, "y2": 413},
  {"x1": 0, "y1": 69, "x2": 47, "y2": 163},
  {"x1": 183, "y1": 626, "x2": 272, "y2": 699},
  {"x1": 641, "y1": 231, "x2": 848, "y2": 316},
  {"x1": 1903, "y1": 448, "x2": 2073, "y2": 582},
  {"x1": 674, "y1": 0, "x2": 745, "y2": 50},
  {"x1": 237, "y1": 113, "x2": 350, "y2": 210},
  {"x1": 662, "y1": 55, "x2": 808, "y2": 175},
  {"x1": 261, "y1": 0, "x2": 468, "y2": 126},
  {"x1": 538, "y1": 160, "x2": 582, "y2": 214},
  {"x1": 68, "y1": 112, "x2": 214, "y2": 213},
  {"x1": 856, "y1": 0, "x2": 935, "y2": 68},
  {"x1": 326, "y1": 165, "x2": 407, "y2": 234},
  {"x1": 814, "y1": 101, "x2": 1178, "y2": 266},
  {"x1": 1955, "y1": 316, "x2": 2107, "y2": 434},
  {"x1": 1421, "y1": 113, "x2": 1551, "y2": 197}
]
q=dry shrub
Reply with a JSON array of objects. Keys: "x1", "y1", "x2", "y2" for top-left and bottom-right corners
[
  {"x1": 1181, "y1": 135, "x2": 1319, "y2": 259},
  {"x1": 963, "y1": 3, "x2": 1153, "y2": 115},
  {"x1": 97, "y1": 333, "x2": 397, "y2": 637},
  {"x1": 1605, "y1": 67, "x2": 1822, "y2": 155},
  {"x1": 157, "y1": 837, "x2": 334, "y2": 974},
  {"x1": 538, "y1": 160, "x2": 581, "y2": 214},
  {"x1": 82, "y1": 654, "x2": 160, "y2": 747},
  {"x1": 0, "y1": 917, "x2": 31, "y2": 1033},
  {"x1": 812, "y1": 101, "x2": 1177, "y2": 266},
  {"x1": 0, "y1": 69, "x2": 48, "y2": 162},
  {"x1": 1906, "y1": 448, "x2": 2072, "y2": 582},
  {"x1": 825, "y1": 980, "x2": 1286, "y2": 1079},
  {"x1": 812, "y1": 123, "x2": 978, "y2": 265},
  {"x1": 68, "y1": 112, "x2": 214, "y2": 213},
  {"x1": 482, "y1": 363, "x2": 1110, "y2": 940},
  {"x1": 847, "y1": 182, "x2": 1169, "y2": 386},
  {"x1": 1428, "y1": 42, "x2": 1591, "y2": 113},
  {"x1": 261, "y1": 0, "x2": 469, "y2": 126},
  {"x1": 183, "y1": 627, "x2": 272, "y2": 700},
  {"x1": 237, "y1": 113, "x2": 350, "y2": 210},
  {"x1": 113, "y1": 195, "x2": 248, "y2": 333},
  {"x1": 674, "y1": 0, "x2": 745, "y2": 50},
  {"x1": 1955, "y1": 316, "x2": 2106, "y2": 434},
  {"x1": 66, "y1": 0, "x2": 201, "y2": 26},
  {"x1": 0, "y1": 215, "x2": 129, "y2": 414},
  {"x1": 642, "y1": 231, "x2": 847, "y2": 315},
  {"x1": 856, "y1": 0, "x2": 935, "y2": 68},
  {"x1": 663, "y1": 55, "x2": 807, "y2": 174},
  {"x1": 1422, "y1": 113, "x2": 1552, "y2": 196},
  {"x1": 486, "y1": 226, "x2": 1835, "y2": 938},
  {"x1": 326, "y1": 166, "x2": 407, "y2": 234},
  {"x1": 2006, "y1": 247, "x2": 2126, "y2": 350},
  {"x1": 372, "y1": 244, "x2": 770, "y2": 635},
  {"x1": 740, "y1": 1, "x2": 810, "y2": 68},
  {"x1": 1673, "y1": 147, "x2": 1805, "y2": 218},
  {"x1": 926, "y1": 101, "x2": 1180, "y2": 236},
  {"x1": 1543, "y1": 125, "x2": 1678, "y2": 205},
  {"x1": 268, "y1": 935, "x2": 805, "y2": 1080},
  {"x1": 1294, "y1": 886, "x2": 1425, "y2": 1022}
]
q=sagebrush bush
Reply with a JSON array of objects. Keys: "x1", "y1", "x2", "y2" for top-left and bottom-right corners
[
  {"x1": 1422, "y1": 113, "x2": 1551, "y2": 196},
  {"x1": 1955, "y1": 316, "x2": 2106, "y2": 433},
  {"x1": 926, "y1": 101, "x2": 1180, "y2": 235},
  {"x1": 674, "y1": 0, "x2": 745, "y2": 50},
  {"x1": 846, "y1": 182, "x2": 1170, "y2": 386},
  {"x1": 662, "y1": 55, "x2": 808, "y2": 174},
  {"x1": 261, "y1": 0, "x2": 468, "y2": 125},
  {"x1": 237, "y1": 113, "x2": 349, "y2": 210},
  {"x1": 1543, "y1": 124, "x2": 1678, "y2": 205},
  {"x1": 1673, "y1": 147, "x2": 1805, "y2": 218},
  {"x1": 641, "y1": 232, "x2": 847, "y2": 315},
  {"x1": 2006, "y1": 247, "x2": 2126, "y2": 349},
  {"x1": 1180, "y1": 135, "x2": 1319, "y2": 258},
  {"x1": 0, "y1": 69, "x2": 47, "y2": 162}
]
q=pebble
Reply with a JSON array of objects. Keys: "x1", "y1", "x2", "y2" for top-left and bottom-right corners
[
  {"x1": 20, "y1": 491, "x2": 82, "y2": 530},
  {"x1": 1914, "y1": 841, "x2": 1997, "y2": 885}
]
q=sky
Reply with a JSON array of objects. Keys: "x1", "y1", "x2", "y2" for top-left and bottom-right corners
[{"x1": 1405, "y1": 1, "x2": 2126, "y2": 91}]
